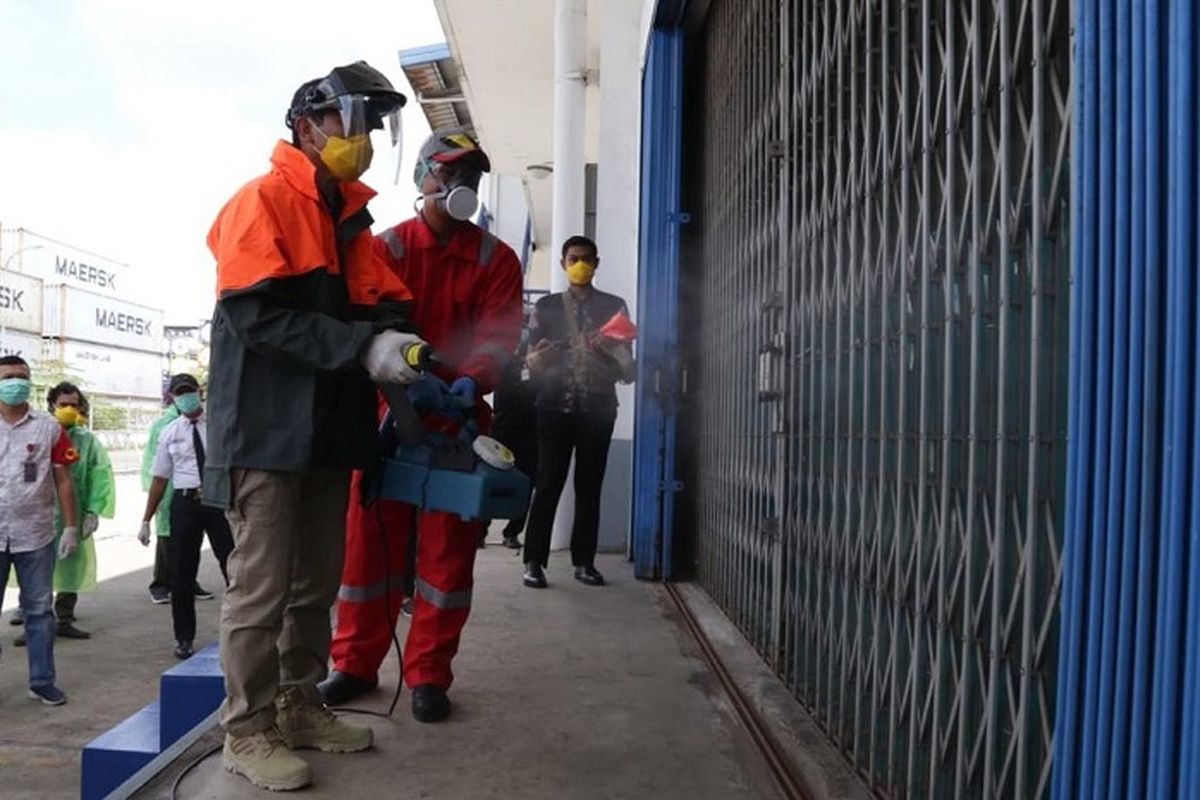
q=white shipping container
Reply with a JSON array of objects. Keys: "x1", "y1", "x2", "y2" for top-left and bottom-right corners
[
  {"x1": 0, "y1": 269, "x2": 43, "y2": 333},
  {"x1": 55, "y1": 340, "x2": 164, "y2": 399},
  {"x1": 43, "y1": 285, "x2": 165, "y2": 354},
  {"x1": 4, "y1": 229, "x2": 130, "y2": 298},
  {"x1": 0, "y1": 328, "x2": 44, "y2": 360}
]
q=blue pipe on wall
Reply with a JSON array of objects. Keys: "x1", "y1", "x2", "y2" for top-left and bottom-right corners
[
  {"x1": 1095, "y1": 0, "x2": 1133, "y2": 789},
  {"x1": 1078, "y1": 5, "x2": 1118, "y2": 793},
  {"x1": 1106, "y1": 0, "x2": 1145, "y2": 793},
  {"x1": 1125, "y1": 2, "x2": 1166, "y2": 794}
]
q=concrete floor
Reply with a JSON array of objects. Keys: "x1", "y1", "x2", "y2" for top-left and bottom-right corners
[
  {"x1": 0, "y1": 474, "x2": 789, "y2": 799},
  {"x1": 0, "y1": 473, "x2": 227, "y2": 800},
  {"x1": 138, "y1": 548, "x2": 780, "y2": 799}
]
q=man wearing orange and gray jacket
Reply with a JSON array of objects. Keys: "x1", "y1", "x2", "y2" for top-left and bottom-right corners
[{"x1": 204, "y1": 61, "x2": 424, "y2": 792}]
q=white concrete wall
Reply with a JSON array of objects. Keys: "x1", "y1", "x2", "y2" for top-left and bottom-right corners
[
  {"x1": 486, "y1": 174, "x2": 530, "y2": 264},
  {"x1": 596, "y1": 0, "x2": 644, "y2": 442}
]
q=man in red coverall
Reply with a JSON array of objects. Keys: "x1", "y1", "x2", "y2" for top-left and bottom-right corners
[{"x1": 318, "y1": 130, "x2": 523, "y2": 723}]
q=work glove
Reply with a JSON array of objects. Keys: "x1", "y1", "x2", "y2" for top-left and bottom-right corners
[
  {"x1": 58, "y1": 527, "x2": 78, "y2": 560},
  {"x1": 138, "y1": 521, "x2": 152, "y2": 547},
  {"x1": 448, "y1": 376, "x2": 477, "y2": 411},
  {"x1": 362, "y1": 331, "x2": 427, "y2": 385},
  {"x1": 406, "y1": 374, "x2": 450, "y2": 415},
  {"x1": 82, "y1": 512, "x2": 99, "y2": 539}
]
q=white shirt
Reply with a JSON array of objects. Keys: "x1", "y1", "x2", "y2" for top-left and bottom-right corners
[
  {"x1": 0, "y1": 409, "x2": 74, "y2": 553},
  {"x1": 152, "y1": 415, "x2": 207, "y2": 490}
]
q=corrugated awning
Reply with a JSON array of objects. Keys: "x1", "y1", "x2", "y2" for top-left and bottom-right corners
[{"x1": 399, "y1": 43, "x2": 474, "y2": 135}]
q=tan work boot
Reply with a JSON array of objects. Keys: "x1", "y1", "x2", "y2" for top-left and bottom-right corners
[
  {"x1": 275, "y1": 686, "x2": 374, "y2": 753},
  {"x1": 222, "y1": 727, "x2": 312, "y2": 791}
]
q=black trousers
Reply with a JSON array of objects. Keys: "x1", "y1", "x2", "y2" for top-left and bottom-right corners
[
  {"x1": 168, "y1": 491, "x2": 234, "y2": 642},
  {"x1": 523, "y1": 409, "x2": 617, "y2": 569},
  {"x1": 491, "y1": 420, "x2": 539, "y2": 538},
  {"x1": 150, "y1": 536, "x2": 169, "y2": 589}
]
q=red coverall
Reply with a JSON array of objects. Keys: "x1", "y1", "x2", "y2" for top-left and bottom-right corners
[{"x1": 330, "y1": 215, "x2": 523, "y2": 690}]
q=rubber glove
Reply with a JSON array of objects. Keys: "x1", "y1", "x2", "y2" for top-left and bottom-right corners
[
  {"x1": 362, "y1": 331, "x2": 427, "y2": 385},
  {"x1": 82, "y1": 512, "x2": 99, "y2": 538},
  {"x1": 138, "y1": 521, "x2": 152, "y2": 547},
  {"x1": 448, "y1": 376, "x2": 477, "y2": 411},
  {"x1": 406, "y1": 374, "x2": 450, "y2": 415},
  {"x1": 58, "y1": 527, "x2": 78, "y2": 560}
]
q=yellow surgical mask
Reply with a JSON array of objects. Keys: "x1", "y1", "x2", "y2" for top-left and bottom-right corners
[
  {"x1": 314, "y1": 126, "x2": 373, "y2": 182},
  {"x1": 566, "y1": 260, "x2": 596, "y2": 286},
  {"x1": 54, "y1": 406, "x2": 81, "y2": 428}
]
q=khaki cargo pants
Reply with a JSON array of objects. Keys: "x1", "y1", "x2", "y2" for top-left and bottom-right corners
[{"x1": 219, "y1": 468, "x2": 350, "y2": 737}]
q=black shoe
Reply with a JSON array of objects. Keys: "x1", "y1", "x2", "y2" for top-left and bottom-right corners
[
  {"x1": 411, "y1": 684, "x2": 451, "y2": 723},
  {"x1": 574, "y1": 566, "x2": 606, "y2": 586},
  {"x1": 317, "y1": 670, "x2": 378, "y2": 706},
  {"x1": 502, "y1": 534, "x2": 522, "y2": 550},
  {"x1": 57, "y1": 623, "x2": 91, "y2": 640},
  {"x1": 9, "y1": 609, "x2": 23, "y2": 626},
  {"x1": 149, "y1": 585, "x2": 170, "y2": 604},
  {"x1": 193, "y1": 582, "x2": 215, "y2": 600},
  {"x1": 14, "y1": 633, "x2": 26, "y2": 647},
  {"x1": 523, "y1": 564, "x2": 547, "y2": 589},
  {"x1": 174, "y1": 640, "x2": 194, "y2": 659}
]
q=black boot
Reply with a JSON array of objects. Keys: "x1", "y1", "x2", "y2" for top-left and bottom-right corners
[
  {"x1": 57, "y1": 622, "x2": 91, "y2": 639},
  {"x1": 317, "y1": 670, "x2": 378, "y2": 706},
  {"x1": 411, "y1": 684, "x2": 452, "y2": 723}
]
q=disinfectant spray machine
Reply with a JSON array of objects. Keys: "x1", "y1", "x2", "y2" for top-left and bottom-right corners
[{"x1": 373, "y1": 344, "x2": 532, "y2": 521}]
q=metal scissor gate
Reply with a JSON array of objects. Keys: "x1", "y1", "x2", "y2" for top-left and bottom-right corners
[{"x1": 675, "y1": 1, "x2": 1071, "y2": 797}]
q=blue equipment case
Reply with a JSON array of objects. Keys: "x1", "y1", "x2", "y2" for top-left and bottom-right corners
[{"x1": 378, "y1": 443, "x2": 532, "y2": 521}]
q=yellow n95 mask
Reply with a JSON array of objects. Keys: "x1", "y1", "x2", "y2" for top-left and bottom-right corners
[
  {"x1": 314, "y1": 126, "x2": 374, "y2": 182},
  {"x1": 54, "y1": 406, "x2": 81, "y2": 428},
  {"x1": 566, "y1": 260, "x2": 596, "y2": 286}
]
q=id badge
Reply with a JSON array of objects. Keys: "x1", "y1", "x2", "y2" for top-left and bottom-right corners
[
  {"x1": 521, "y1": 366, "x2": 531, "y2": 382},
  {"x1": 23, "y1": 461, "x2": 37, "y2": 483}
]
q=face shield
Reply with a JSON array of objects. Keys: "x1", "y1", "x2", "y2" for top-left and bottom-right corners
[
  {"x1": 288, "y1": 61, "x2": 407, "y2": 182},
  {"x1": 320, "y1": 93, "x2": 403, "y2": 181},
  {"x1": 333, "y1": 94, "x2": 403, "y2": 158}
]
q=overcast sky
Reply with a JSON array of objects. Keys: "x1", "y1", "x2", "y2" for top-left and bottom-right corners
[{"x1": 0, "y1": 0, "x2": 444, "y2": 323}]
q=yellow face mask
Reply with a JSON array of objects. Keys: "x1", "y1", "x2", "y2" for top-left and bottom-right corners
[
  {"x1": 566, "y1": 260, "x2": 596, "y2": 286},
  {"x1": 54, "y1": 406, "x2": 81, "y2": 428},
  {"x1": 315, "y1": 127, "x2": 374, "y2": 182}
]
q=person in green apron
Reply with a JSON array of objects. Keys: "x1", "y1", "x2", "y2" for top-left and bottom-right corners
[{"x1": 28, "y1": 383, "x2": 115, "y2": 640}]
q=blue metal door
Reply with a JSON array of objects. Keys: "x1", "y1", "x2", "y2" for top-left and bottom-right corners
[{"x1": 631, "y1": 27, "x2": 685, "y2": 580}]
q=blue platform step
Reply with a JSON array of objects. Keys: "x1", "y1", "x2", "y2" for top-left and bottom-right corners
[
  {"x1": 81, "y1": 701, "x2": 161, "y2": 800},
  {"x1": 159, "y1": 643, "x2": 224, "y2": 749},
  {"x1": 81, "y1": 643, "x2": 224, "y2": 800}
]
